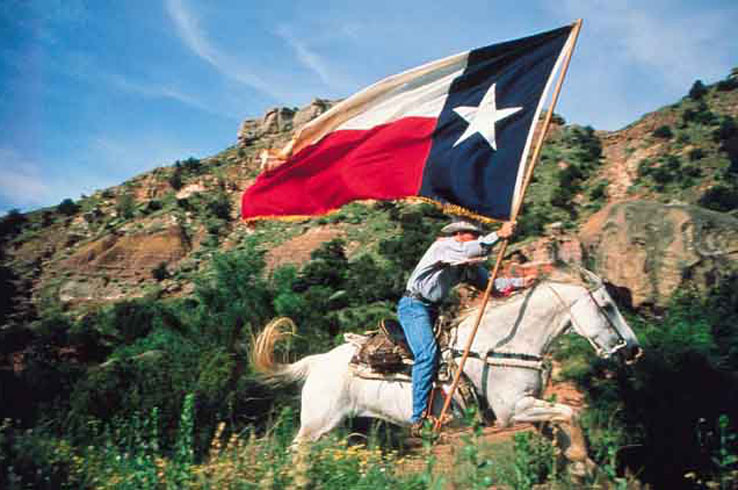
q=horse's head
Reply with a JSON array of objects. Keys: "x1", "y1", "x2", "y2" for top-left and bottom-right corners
[{"x1": 562, "y1": 273, "x2": 642, "y2": 364}]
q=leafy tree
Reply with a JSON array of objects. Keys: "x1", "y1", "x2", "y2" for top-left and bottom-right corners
[
  {"x1": 182, "y1": 157, "x2": 202, "y2": 174},
  {"x1": 689, "y1": 79, "x2": 708, "y2": 99},
  {"x1": 295, "y1": 239, "x2": 348, "y2": 291},
  {"x1": 169, "y1": 163, "x2": 184, "y2": 190},
  {"x1": 652, "y1": 125, "x2": 673, "y2": 139},
  {"x1": 272, "y1": 265, "x2": 308, "y2": 320},
  {"x1": 714, "y1": 116, "x2": 737, "y2": 143},
  {"x1": 115, "y1": 192, "x2": 136, "y2": 219},
  {"x1": 377, "y1": 205, "x2": 446, "y2": 300},
  {"x1": 151, "y1": 261, "x2": 169, "y2": 281},
  {"x1": 345, "y1": 254, "x2": 395, "y2": 304},
  {"x1": 699, "y1": 186, "x2": 738, "y2": 212},
  {"x1": 57, "y1": 198, "x2": 79, "y2": 216},
  {"x1": 0, "y1": 208, "x2": 26, "y2": 240},
  {"x1": 589, "y1": 180, "x2": 609, "y2": 201},
  {"x1": 206, "y1": 190, "x2": 232, "y2": 221}
]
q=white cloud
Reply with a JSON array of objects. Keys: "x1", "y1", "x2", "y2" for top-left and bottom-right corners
[
  {"x1": 106, "y1": 74, "x2": 241, "y2": 121},
  {"x1": 0, "y1": 148, "x2": 52, "y2": 210},
  {"x1": 274, "y1": 25, "x2": 340, "y2": 90},
  {"x1": 164, "y1": 0, "x2": 287, "y2": 100},
  {"x1": 558, "y1": 1, "x2": 735, "y2": 89}
]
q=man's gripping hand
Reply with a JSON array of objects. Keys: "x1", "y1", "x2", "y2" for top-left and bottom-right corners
[{"x1": 496, "y1": 221, "x2": 516, "y2": 239}]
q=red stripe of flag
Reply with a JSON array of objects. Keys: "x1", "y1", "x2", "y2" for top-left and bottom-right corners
[{"x1": 241, "y1": 117, "x2": 436, "y2": 219}]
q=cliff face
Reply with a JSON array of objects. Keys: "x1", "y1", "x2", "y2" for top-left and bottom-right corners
[{"x1": 580, "y1": 201, "x2": 738, "y2": 308}]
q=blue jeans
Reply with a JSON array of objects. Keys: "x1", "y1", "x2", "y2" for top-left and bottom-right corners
[{"x1": 397, "y1": 296, "x2": 438, "y2": 423}]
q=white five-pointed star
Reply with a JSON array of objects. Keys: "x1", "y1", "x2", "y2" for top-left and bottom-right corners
[{"x1": 452, "y1": 83, "x2": 523, "y2": 150}]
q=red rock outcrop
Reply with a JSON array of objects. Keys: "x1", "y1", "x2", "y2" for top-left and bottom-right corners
[{"x1": 580, "y1": 200, "x2": 738, "y2": 308}]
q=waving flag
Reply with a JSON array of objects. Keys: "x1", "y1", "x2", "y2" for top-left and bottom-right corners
[{"x1": 242, "y1": 24, "x2": 574, "y2": 222}]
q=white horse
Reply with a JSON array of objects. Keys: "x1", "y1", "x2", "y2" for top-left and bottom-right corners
[{"x1": 252, "y1": 267, "x2": 642, "y2": 474}]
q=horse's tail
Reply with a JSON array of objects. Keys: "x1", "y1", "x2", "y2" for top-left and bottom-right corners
[{"x1": 252, "y1": 317, "x2": 311, "y2": 385}]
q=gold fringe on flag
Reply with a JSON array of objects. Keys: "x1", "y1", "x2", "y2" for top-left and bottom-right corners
[{"x1": 241, "y1": 196, "x2": 503, "y2": 225}]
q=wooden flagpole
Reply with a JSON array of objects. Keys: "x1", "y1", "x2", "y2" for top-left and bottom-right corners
[{"x1": 434, "y1": 19, "x2": 583, "y2": 433}]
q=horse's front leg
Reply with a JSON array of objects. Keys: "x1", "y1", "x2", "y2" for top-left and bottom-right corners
[{"x1": 511, "y1": 396, "x2": 596, "y2": 478}]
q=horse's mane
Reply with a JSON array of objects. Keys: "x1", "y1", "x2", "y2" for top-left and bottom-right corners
[{"x1": 539, "y1": 261, "x2": 601, "y2": 288}]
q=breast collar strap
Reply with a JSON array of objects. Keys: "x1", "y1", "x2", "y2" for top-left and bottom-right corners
[{"x1": 450, "y1": 349, "x2": 545, "y2": 371}]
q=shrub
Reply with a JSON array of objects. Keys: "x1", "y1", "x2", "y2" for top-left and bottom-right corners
[
  {"x1": 637, "y1": 159, "x2": 653, "y2": 178},
  {"x1": 664, "y1": 155, "x2": 681, "y2": 171},
  {"x1": 152, "y1": 261, "x2": 169, "y2": 281},
  {"x1": 699, "y1": 186, "x2": 738, "y2": 212},
  {"x1": 516, "y1": 206, "x2": 548, "y2": 239},
  {"x1": 169, "y1": 165, "x2": 184, "y2": 190},
  {"x1": 689, "y1": 79, "x2": 708, "y2": 99},
  {"x1": 589, "y1": 180, "x2": 609, "y2": 201},
  {"x1": 206, "y1": 190, "x2": 232, "y2": 221},
  {"x1": 379, "y1": 205, "x2": 443, "y2": 274},
  {"x1": 652, "y1": 125, "x2": 673, "y2": 139},
  {"x1": 550, "y1": 185, "x2": 575, "y2": 210},
  {"x1": 145, "y1": 199, "x2": 163, "y2": 213},
  {"x1": 683, "y1": 165, "x2": 702, "y2": 179},
  {"x1": 98, "y1": 297, "x2": 164, "y2": 344},
  {"x1": 715, "y1": 117, "x2": 737, "y2": 143},
  {"x1": 688, "y1": 148, "x2": 705, "y2": 161},
  {"x1": 182, "y1": 157, "x2": 202, "y2": 174},
  {"x1": 57, "y1": 198, "x2": 79, "y2": 216},
  {"x1": 716, "y1": 77, "x2": 738, "y2": 91},
  {"x1": 650, "y1": 165, "x2": 674, "y2": 185},
  {"x1": 0, "y1": 208, "x2": 26, "y2": 240},
  {"x1": 551, "y1": 113, "x2": 566, "y2": 125},
  {"x1": 694, "y1": 109, "x2": 718, "y2": 126},
  {"x1": 683, "y1": 109, "x2": 697, "y2": 124},
  {"x1": 115, "y1": 192, "x2": 136, "y2": 219}
]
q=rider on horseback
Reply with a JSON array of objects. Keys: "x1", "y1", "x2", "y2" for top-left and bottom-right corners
[{"x1": 398, "y1": 218, "x2": 528, "y2": 431}]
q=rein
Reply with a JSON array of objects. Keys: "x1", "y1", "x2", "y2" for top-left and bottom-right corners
[{"x1": 547, "y1": 283, "x2": 627, "y2": 358}]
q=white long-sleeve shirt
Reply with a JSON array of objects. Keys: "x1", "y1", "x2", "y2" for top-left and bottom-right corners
[{"x1": 405, "y1": 232, "x2": 522, "y2": 303}]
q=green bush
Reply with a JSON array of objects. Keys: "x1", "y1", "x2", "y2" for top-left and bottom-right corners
[
  {"x1": 169, "y1": 164, "x2": 184, "y2": 190},
  {"x1": 206, "y1": 190, "x2": 232, "y2": 221},
  {"x1": 115, "y1": 192, "x2": 136, "y2": 219},
  {"x1": 151, "y1": 261, "x2": 169, "y2": 281},
  {"x1": 57, "y1": 198, "x2": 79, "y2": 216},
  {"x1": 0, "y1": 208, "x2": 26, "y2": 240},
  {"x1": 715, "y1": 116, "x2": 737, "y2": 143},
  {"x1": 699, "y1": 185, "x2": 738, "y2": 212},
  {"x1": 688, "y1": 148, "x2": 705, "y2": 161},
  {"x1": 589, "y1": 180, "x2": 609, "y2": 201},
  {"x1": 689, "y1": 80, "x2": 708, "y2": 99},
  {"x1": 716, "y1": 76, "x2": 738, "y2": 91},
  {"x1": 652, "y1": 125, "x2": 673, "y2": 139},
  {"x1": 563, "y1": 282, "x2": 738, "y2": 489}
]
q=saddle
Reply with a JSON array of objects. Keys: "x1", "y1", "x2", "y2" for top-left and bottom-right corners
[
  {"x1": 349, "y1": 319, "x2": 413, "y2": 375},
  {"x1": 347, "y1": 318, "x2": 491, "y2": 425},
  {"x1": 348, "y1": 317, "x2": 454, "y2": 381}
]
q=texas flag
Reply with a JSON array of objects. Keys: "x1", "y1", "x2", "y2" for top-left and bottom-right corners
[{"x1": 241, "y1": 25, "x2": 574, "y2": 222}]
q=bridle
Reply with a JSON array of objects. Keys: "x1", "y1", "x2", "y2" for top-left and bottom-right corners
[{"x1": 549, "y1": 283, "x2": 628, "y2": 359}]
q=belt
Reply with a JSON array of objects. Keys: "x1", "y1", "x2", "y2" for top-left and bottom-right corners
[{"x1": 403, "y1": 290, "x2": 437, "y2": 306}]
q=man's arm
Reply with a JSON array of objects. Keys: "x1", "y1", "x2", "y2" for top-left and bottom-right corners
[{"x1": 479, "y1": 221, "x2": 514, "y2": 247}]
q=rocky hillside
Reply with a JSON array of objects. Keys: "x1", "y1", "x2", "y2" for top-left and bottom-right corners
[
  {"x1": 1, "y1": 75, "x2": 737, "y2": 329},
  {"x1": 2, "y1": 68, "x2": 738, "y2": 490}
]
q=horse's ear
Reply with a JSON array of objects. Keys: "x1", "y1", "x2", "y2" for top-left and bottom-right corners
[{"x1": 575, "y1": 265, "x2": 602, "y2": 289}]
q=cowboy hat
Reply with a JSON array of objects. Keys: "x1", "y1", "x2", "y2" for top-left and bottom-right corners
[{"x1": 441, "y1": 219, "x2": 484, "y2": 235}]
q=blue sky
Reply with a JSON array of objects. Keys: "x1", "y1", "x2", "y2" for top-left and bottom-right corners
[{"x1": 1, "y1": 0, "x2": 736, "y2": 214}]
